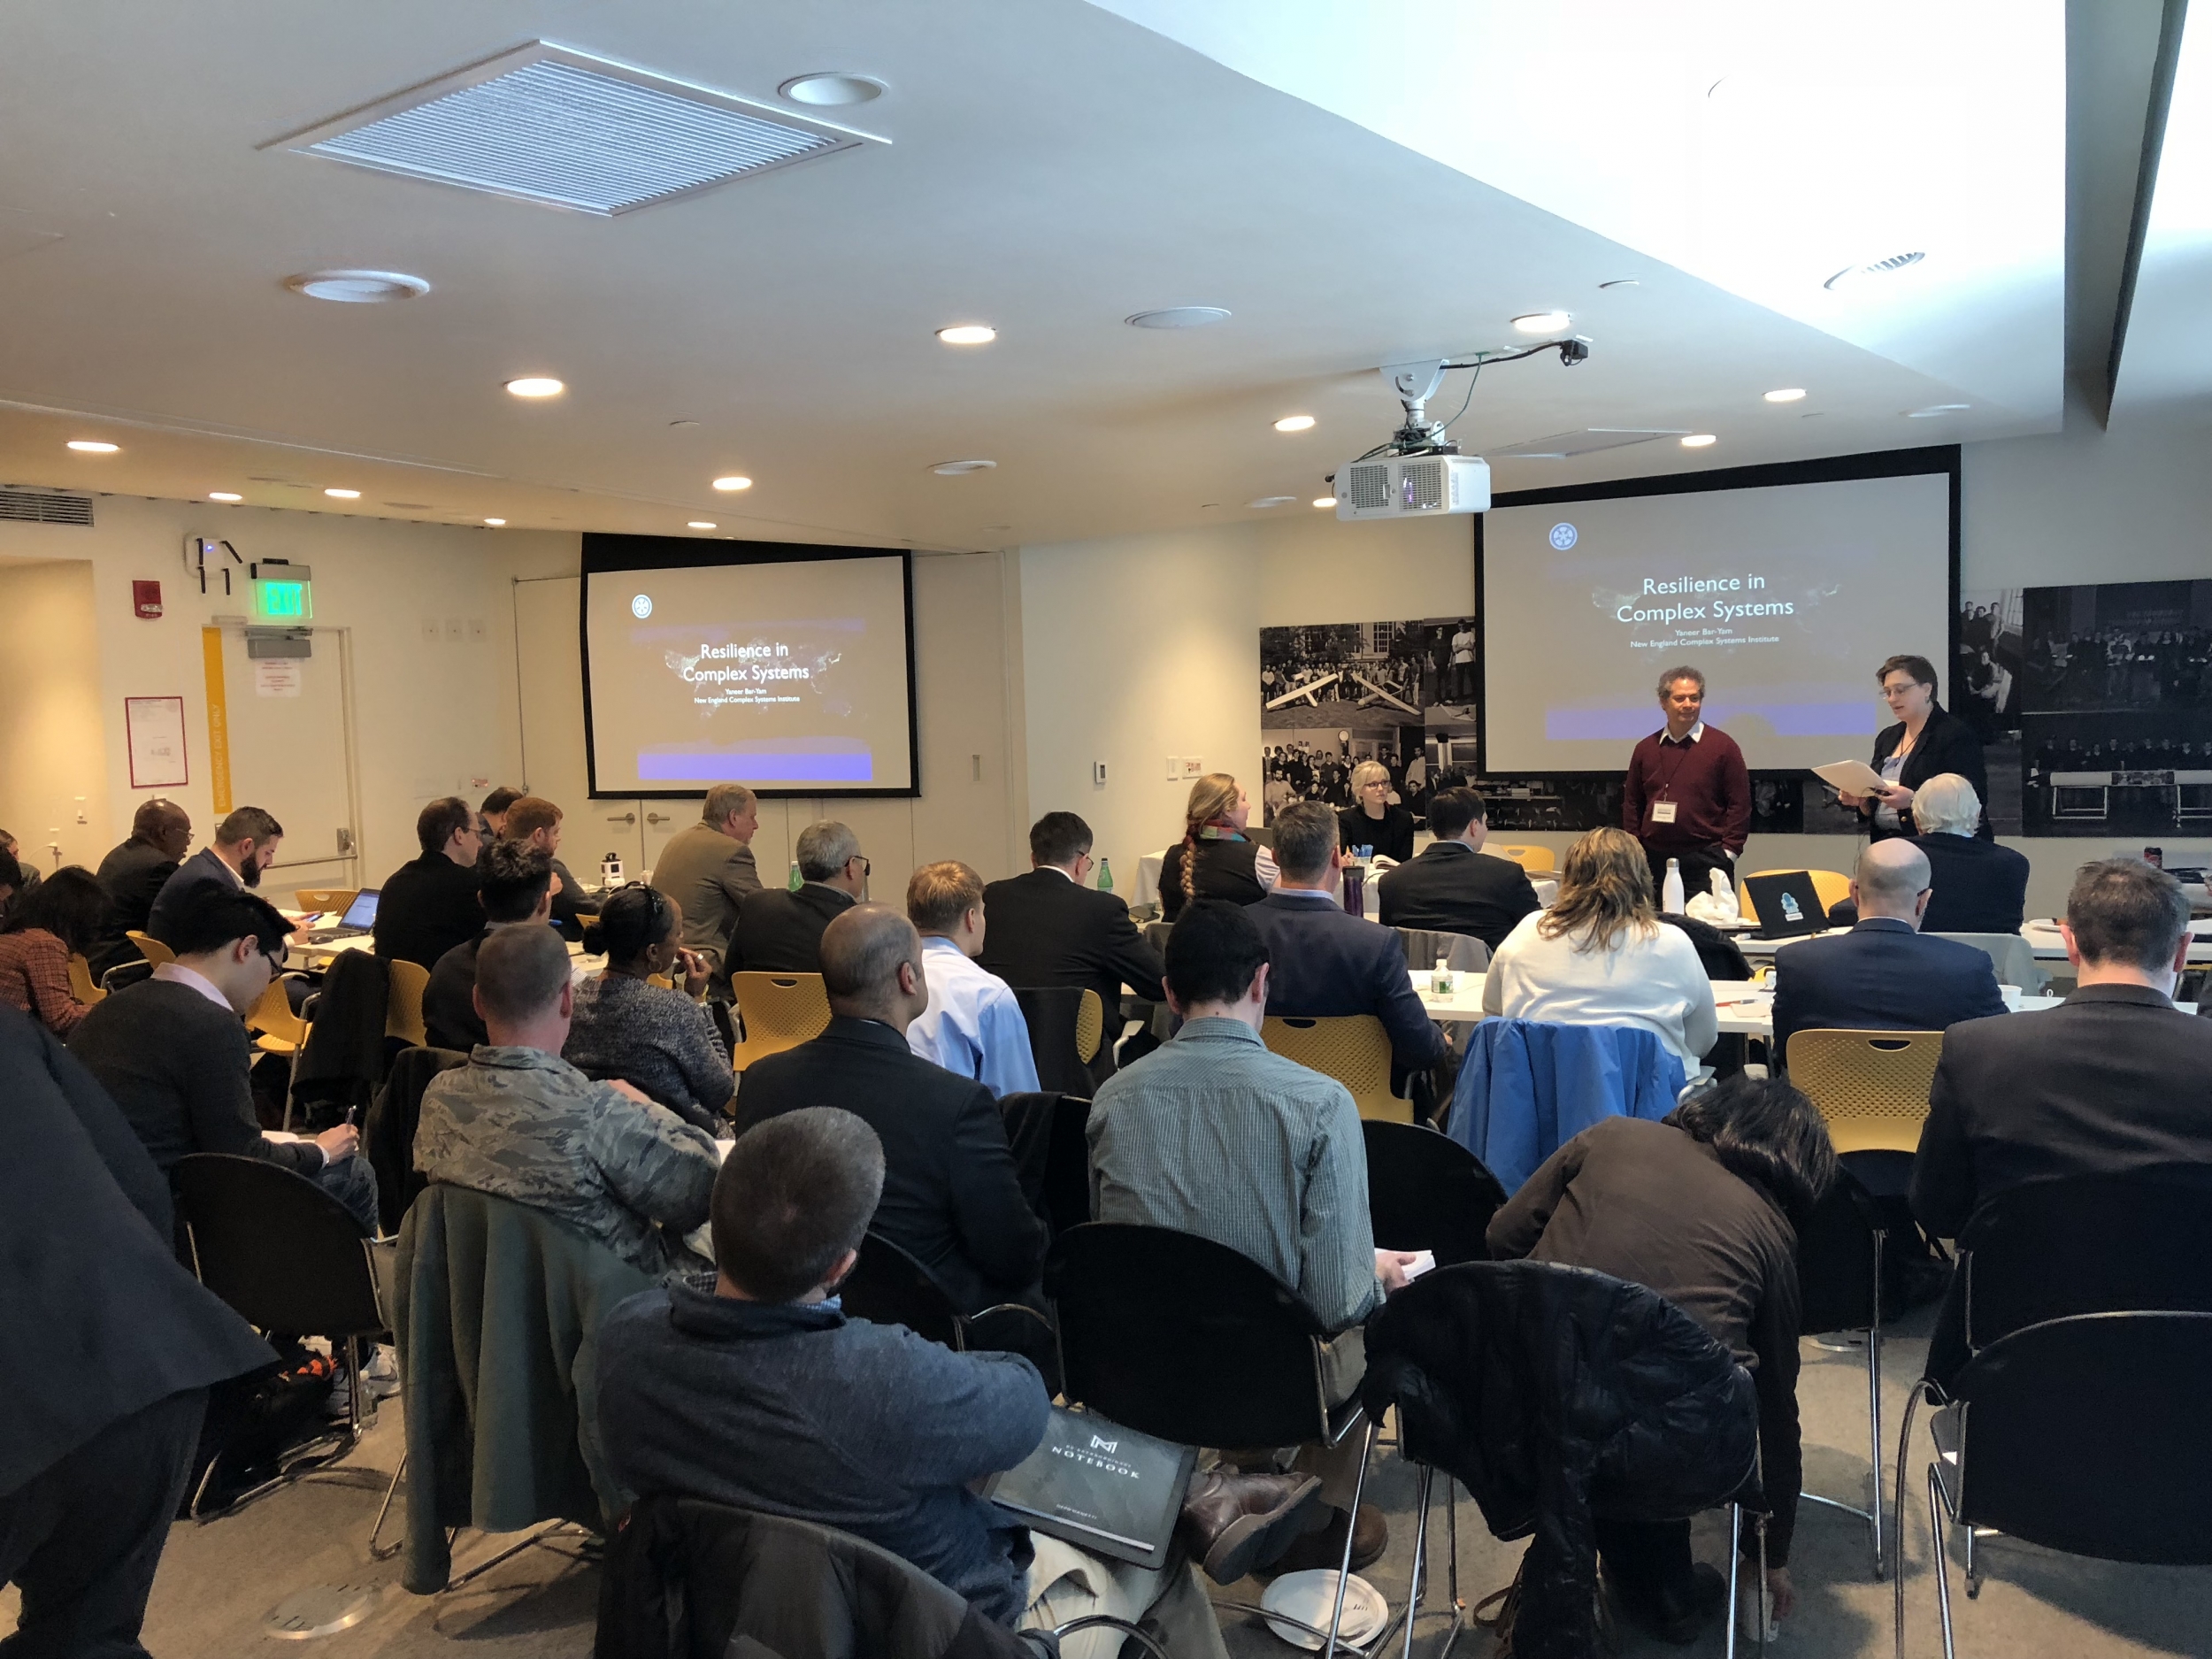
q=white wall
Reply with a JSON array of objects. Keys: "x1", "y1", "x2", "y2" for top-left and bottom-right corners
[{"x1": 0, "y1": 560, "x2": 107, "y2": 871}]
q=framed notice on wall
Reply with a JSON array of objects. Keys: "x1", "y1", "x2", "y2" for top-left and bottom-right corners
[{"x1": 125, "y1": 695, "x2": 189, "y2": 789}]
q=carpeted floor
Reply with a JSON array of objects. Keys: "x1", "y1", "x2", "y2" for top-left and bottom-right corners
[{"x1": 8, "y1": 1298, "x2": 2207, "y2": 1658}]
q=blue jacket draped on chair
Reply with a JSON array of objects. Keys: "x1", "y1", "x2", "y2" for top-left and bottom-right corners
[{"x1": 1448, "y1": 1019, "x2": 1687, "y2": 1193}]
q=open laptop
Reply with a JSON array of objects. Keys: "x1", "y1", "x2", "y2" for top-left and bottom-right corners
[
  {"x1": 1742, "y1": 871, "x2": 1828, "y2": 940},
  {"x1": 302, "y1": 887, "x2": 379, "y2": 943}
]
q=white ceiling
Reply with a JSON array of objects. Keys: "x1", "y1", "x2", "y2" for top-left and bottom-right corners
[
  {"x1": 2112, "y1": 2, "x2": 2212, "y2": 418},
  {"x1": 0, "y1": 2, "x2": 2085, "y2": 549}
]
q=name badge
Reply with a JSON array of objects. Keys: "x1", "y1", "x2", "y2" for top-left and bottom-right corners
[{"x1": 1652, "y1": 802, "x2": 1678, "y2": 825}]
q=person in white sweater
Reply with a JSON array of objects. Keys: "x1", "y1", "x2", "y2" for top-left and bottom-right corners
[{"x1": 1483, "y1": 826, "x2": 1718, "y2": 1070}]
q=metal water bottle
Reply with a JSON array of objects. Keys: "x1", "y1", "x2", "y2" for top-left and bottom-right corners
[{"x1": 1662, "y1": 857, "x2": 1686, "y2": 915}]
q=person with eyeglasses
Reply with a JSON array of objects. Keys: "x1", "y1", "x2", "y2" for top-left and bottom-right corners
[
  {"x1": 372, "y1": 795, "x2": 486, "y2": 971},
  {"x1": 1834, "y1": 654, "x2": 1990, "y2": 842},
  {"x1": 729, "y1": 820, "x2": 869, "y2": 977}
]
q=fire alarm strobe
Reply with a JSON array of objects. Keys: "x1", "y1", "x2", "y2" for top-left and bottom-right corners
[{"x1": 132, "y1": 580, "x2": 163, "y2": 618}]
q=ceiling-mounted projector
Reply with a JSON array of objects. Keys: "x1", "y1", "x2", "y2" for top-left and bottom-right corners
[{"x1": 1329, "y1": 336, "x2": 1587, "y2": 521}]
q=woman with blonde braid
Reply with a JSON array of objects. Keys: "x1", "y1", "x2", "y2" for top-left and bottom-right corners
[
  {"x1": 1157, "y1": 773, "x2": 1279, "y2": 921},
  {"x1": 1483, "y1": 826, "x2": 1717, "y2": 1070}
]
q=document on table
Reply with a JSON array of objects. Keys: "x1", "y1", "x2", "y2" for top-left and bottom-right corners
[{"x1": 1811, "y1": 759, "x2": 1888, "y2": 795}]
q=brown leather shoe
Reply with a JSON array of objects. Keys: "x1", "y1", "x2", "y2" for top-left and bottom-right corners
[
  {"x1": 1267, "y1": 1502, "x2": 1388, "y2": 1575},
  {"x1": 1177, "y1": 1471, "x2": 1325, "y2": 1584}
]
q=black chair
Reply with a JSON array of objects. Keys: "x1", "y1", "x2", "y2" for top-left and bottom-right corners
[
  {"x1": 1046, "y1": 1223, "x2": 1375, "y2": 1655},
  {"x1": 171, "y1": 1153, "x2": 388, "y2": 1520},
  {"x1": 1040, "y1": 1094, "x2": 1094, "y2": 1243},
  {"x1": 1793, "y1": 1169, "x2": 1887, "y2": 1577},
  {"x1": 1010, "y1": 986, "x2": 1093, "y2": 1093},
  {"x1": 363, "y1": 1043, "x2": 467, "y2": 1234},
  {"x1": 841, "y1": 1231, "x2": 1059, "y2": 1392},
  {"x1": 1361, "y1": 1118, "x2": 1506, "y2": 1268},
  {"x1": 1908, "y1": 1312, "x2": 2212, "y2": 1657}
]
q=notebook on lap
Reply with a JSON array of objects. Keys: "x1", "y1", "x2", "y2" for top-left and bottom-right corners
[
  {"x1": 981, "y1": 1406, "x2": 1195, "y2": 1569},
  {"x1": 1743, "y1": 872, "x2": 1827, "y2": 940}
]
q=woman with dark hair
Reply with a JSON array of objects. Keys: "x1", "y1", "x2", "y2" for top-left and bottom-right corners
[
  {"x1": 1158, "y1": 772, "x2": 1279, "y2": 921},
  {"x1": 1837, "y1": 654, "x2": 1989, "y2": 841},
  {"x1": 1487, "y1": 1073, "x2": 1838, "y2": 1645},
  {"x1": 564, "y1": 885, "x2": 733, "y2": 1133},
  {"x1": 0, "y1": 865, "x2": 108, "y2": 1035}
]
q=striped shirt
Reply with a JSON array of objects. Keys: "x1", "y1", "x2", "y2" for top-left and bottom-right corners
[{"x1": 1086, "y1": 1016, "x2": 1379, "y2": 1331}]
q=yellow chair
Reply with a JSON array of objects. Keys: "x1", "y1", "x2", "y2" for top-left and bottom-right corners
[
  {"x1": 1487, "y1": 844, "x2": 1556, "y2": 873},
  {"x1": 246, "y1": 975, "x2": 311, "y2": 1057},
  {"x1": 1739, "y1": 868, "x2": 1853, "y2": 918},
  {"x1": 1262, "y1": 1014, "x2": 1411, "y2": 1124},
  {"x1": 126, "y1": 930, "x2": 174, "y2": 969},
  {"x1": 1785, "y1": 1028, "x2": 1945, "y2": 1154},
  {"x1": 1075, "y1": 988, "x2": 1104, "y2": 1065},
  {"x1": 67, "y1": 952, "x2": 104, "y2": 1005},
  {"x1": 295, "y1": 887, "x2": 359, "y2": 916},
  {"x1": 731, "y1": 972, "x2": 833, "y2": 1071},
  {"x1": 384, "y1": 958, "x2": 430, "y2": 1047}
]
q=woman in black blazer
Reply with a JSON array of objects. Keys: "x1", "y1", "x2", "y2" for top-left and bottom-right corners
[{"x1": 1837, "y1": 654, "x2": 1989, "y2": 841}]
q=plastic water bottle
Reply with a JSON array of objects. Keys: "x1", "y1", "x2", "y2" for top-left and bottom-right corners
[
  {"x1": 1662, "y1": 857, "x2": 1686, "y2": 915},
  {"x1": 787, "y1": 860, "x2": 803, "y2": 892},
  {"x1": 1096, "y1": 856, "x2": 1113, "y2": 893},
  {"x1": 1432, "y1": 955, "x2": 1454, "y2": 997}
]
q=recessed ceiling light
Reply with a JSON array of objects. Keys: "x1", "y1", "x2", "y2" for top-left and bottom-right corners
[
  {"x1": 505, "y1": 376, "x2": 565, "y2": 398},
  {"x1": 1763, "y1": 388, "x2": 1808, "y2": 403},
  {"x1": 324, "y1": 488, "x2": 361, "y2": 498},
  {"x1": 1906, "y1": 403, "x2": 1971, "y2": 419},
  {"x1": 1248, "y1": 495, "x2": 1298, "y2": 508},
  {"x1": 209, "y1": 491, "x2": 243, "y2": 502},
  {"x1": 936, "y1": 324, "x2": 996, "y2": 346},
  {"x1": 483, "y1": 517, "x2": 506, "y2": 526},
  {"x1": 688, "y1": 520, "x2": 717, "y2": 529},
  {"x1": 1125, "y1": 307, "x2": 1231, "y2": 329},
  {"x1": 779, "y1": 73, "x2": 886, "y2": 107},
  {"x1": 1312, "y1": 496, "x2": 1336, "y2": 509},
  {"x1": 712, "y1": 475, "x2": 752, "y2": 491},
  {"x1": 1273, "y1": 415, "x2": 1317, "y2": 433},
  {"x1": 1824, "y1": 251, "x2": 1926, "y2": 291},
  {"x1": 1512, "y1": 311, "x2": 1571, "y2": 334},
  {"x1": 66, "y1": 439, "x2": 119, "y2": 453},
  {"x1": 930, "y1": 459, "x2": 996, "y2": 476},
  {"x1": 284, "y1": 269, "x2": 431, "y2": 303},
  {"x1": 1680, "y1": 434, "x2": 1718, "y2": 449}
]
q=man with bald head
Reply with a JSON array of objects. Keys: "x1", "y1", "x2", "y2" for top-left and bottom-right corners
[
  {"x1": 733, "y1": 903, "x2": 1047, "y2": 1311},
  {"x1": 1770, "y1": 838, "x2": 2008, "y2": 1071}
]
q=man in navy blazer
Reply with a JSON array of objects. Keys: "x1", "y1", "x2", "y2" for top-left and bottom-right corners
[
  {"x1": 1770, "y1": 839, "x2": 2007, "y2": 1068},
  {"x1": 1247, "y1": 803, "x2": 1445, "y2": 1076}
]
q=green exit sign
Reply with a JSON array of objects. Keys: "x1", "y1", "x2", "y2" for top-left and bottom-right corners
[{"x1": 249, "y1": 562, "x2": 313, "y2": 624}]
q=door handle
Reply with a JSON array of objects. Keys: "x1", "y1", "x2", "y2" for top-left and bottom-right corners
[
  {"x1": 606, "y1": 812, "x2": 636, "y2": 826},
  {"x1": 647, "y1": 812, "x2": 672, "y2": 826}
]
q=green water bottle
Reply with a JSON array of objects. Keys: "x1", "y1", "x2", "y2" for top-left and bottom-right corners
[
  {"x1": 1096, "y1": 856, "x2": 1113, "y2": 893},
  {"x1": 787, "y1": 859, "x2": 803, "y2": 891}
]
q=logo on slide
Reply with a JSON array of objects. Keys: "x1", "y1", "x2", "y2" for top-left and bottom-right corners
[
  {"x1": 1548, "y1": 522, "x2": 1578, "y2": 550},
  {"x1": 630, "y1": 594, "x2": 653, "y2": 619}
]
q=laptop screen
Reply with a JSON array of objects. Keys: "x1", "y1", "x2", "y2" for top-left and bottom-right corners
[{"x1": 339, "y1": 888, "x2": 380, "y2": 928}]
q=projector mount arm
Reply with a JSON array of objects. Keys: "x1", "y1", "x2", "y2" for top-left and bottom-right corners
[{"x1": 1369, "y1": 335, "x2": 1590, "y2": 460}]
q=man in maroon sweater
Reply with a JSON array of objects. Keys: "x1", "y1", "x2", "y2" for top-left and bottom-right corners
[{"x1": 1621, "y1": 664, "x2": 1750, "y2": 902}]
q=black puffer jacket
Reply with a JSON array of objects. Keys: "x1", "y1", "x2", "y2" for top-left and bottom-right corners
[{"x1": 1362, "y1": 1261, "x2": 1758, "y2": 1659}]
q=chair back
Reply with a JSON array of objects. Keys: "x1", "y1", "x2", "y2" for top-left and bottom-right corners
[
  {"x1": 295, "y1": 887, "x2": 358, "y2": 915},
  {"x1": 1075, "y1": 987, "x2": 1103, "y2": 1064},
  {"x1": 731, "y1": 972, "x2": 831, "y2": 1071},
  {"x1": 1795, "y1": 1167, "x2": 1884, "y2": 1336},
  {"x1": 1263, "y1": 1013, "x2": 1407, "y2": 1122},
  {"x1": 840, "y1": 1231, "x2": 962, "y2": 1348},
  {"x1": 247, "y1": 974, "x2": 311, "y2": 1049},
  {"x1": 1947, "y1": 1311, "x2": 2212, "y2": 1563},
  {"x1": 1361, "y1": 1119, "x2": 1506, "y2": 1267},
  {"x1": 1448, "y1": 1019, "x2": 1688, "y2": 1194},
  {"x1": 173, "y1": 1153, "x2": 383, "y2": 1337},
  {"x1": 126, "y1": 929, "x2": 174, "y2": 968},
  {"x1": 1489, "y1": 844, "x2": 1556, "y2": 872},
  {"x1": 1047, "y1": 1223, "x2": 1341, "y2": 1449},
  {"x1": 1011, "y1": 986, "x2": 1091, "y2": 1093},
  {"x1": 1955, "y1": 1169, "x2": 2212, "y2": 1355},
  {"x1": 384, "y1": 957, "x2": 429, "y2": 1046},
  {"x1": 1740, "y1": 868, "x2": 1852, "y2": 916},
  {"x1": 1041, "y1": 1094, "x2": 1094, "y2": 1242},
  {"x1": 1931, "y1": 930, "x2": 2050, "y2": 995},
  {"x1": 364, "y1": 1044, "x2": 468, "y2": 1234},
  {"x1": 1393, "y1": 927, "x2": 1490, "y2": 973},
  {"x1": 1784, "y1": 1028, "x2": 1942, "y2": 1154},
  {"x1": 1142, "y1": 920, "x2": 1172, "y2": 955},
  {"x1": 66, "y1": 952, "x2": 104, "y2": 1005}
]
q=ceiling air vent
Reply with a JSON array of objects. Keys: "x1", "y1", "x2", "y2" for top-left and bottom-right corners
[
  {"x1": 266, "y1": 42, "x2": 879, "y2": 216},
  {"x1": 0, "y1": 488, "x2": 93, "y2": 526},
  {"x1": 1491, "y1": 429, "x2": 1688, "y2": 461}
]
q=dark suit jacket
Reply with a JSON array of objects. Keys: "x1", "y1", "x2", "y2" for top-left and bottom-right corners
[
  {"x1": 1770, "y1": 918, "x2": 2007, "y2": 1065},
  {"x1": 424, "y1": 929, "x2": 491, "y2": 1053},
  {"x1": 1376, "y1": 841, "x2": 1540, "y2": 953},
  {"x1": 0, "y1": 1005, "x2": 273, "y2": 1489},
  {"x1": 145, "y1": 846, "x2": 243, "y2": 945},
  {"x1": 89, "y1": 838, "x2": 180, "y2": 975},
  {"x1": 731, "y1": 884, "x2": 854, "y2": 975},
  {"x1": 976, "y1": 868, "x2": 1164, "y2": 1078},
  {"x1": 733, "y1": 1017, "x2": 1047, "y2": 1311},
  {"x1": 549, "y1": 856, "x2": 599, "y2": 941},
  {"x1": 373, "y1": 851, "x2": 483, "y2": 971},
  {"x1": 1911, "y1": 984, "x2": 2212, "y2": 1237},
  {"x1": 1865, "y1": 705, "x2": 1989, "y2": 840},
  {"x1": 1911, "y1": 833, "x2": 2031, "y2": 935},
  {"x1": 1247, "y1": 889, "x2": 1446, "y2": 1070}
]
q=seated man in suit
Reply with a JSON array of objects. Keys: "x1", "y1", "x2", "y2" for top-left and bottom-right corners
[
  {"x1": 905, "y1": 860, "x2": 1040, "y2": 1098},
  {"x1": 730, "y1": 819, "x2": 866, "y2": 975},
  {"x1": 373, "y1": 795, "x2": 484, "y2": 971},
  {"x1": 1088, "y1": 900, "x2": 1421, "y2": 1574},
  {"x1": 649, "y1": 783, "x2": 763, "y2": 1002},
  {"x1": 499, "y1": 795, "x2": 597, "y2": 940},
  {"x1": 1912, "y1": 856, "x2": 2212, "y2": 1237},
  {"x1": 1909, "y1": 774, "x2": 2032, "y2": 935},
  {"x1": 415, "y1": 922, "x2": 718, "y2": 1280},
  {"x1": 88, "y1": 797, "x2": 191, "y2": 979},
  {"x1": 423, "y1": 841, "x2": 555, "y2": 1052},
  {"x1": 1376, "y1": 787, "x2": 1540, "y2": 954},
  {"x1": 977, "y1": 811, "x2": 1164, "y2": 1084},
  {"x1": 1247, "y1": 802, "x2": 1445, "y2": 1079},
  {"x1": 144, "y1": 805, "x2": 282, "y2": 945},
  {"x1": 734, "y1": 903, "x2": 1047, "y2": 1313},
  {"x1": 1770, "y1": 839, "x2": 2008, "y2": 1071}
]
